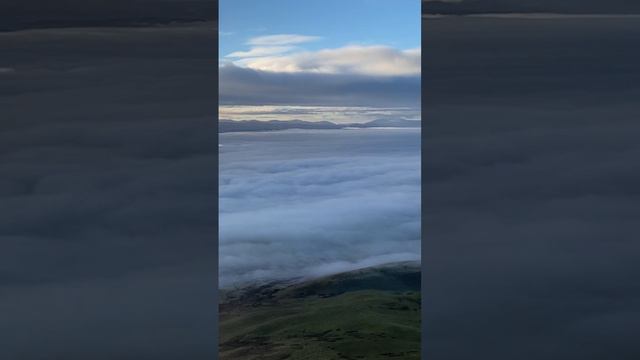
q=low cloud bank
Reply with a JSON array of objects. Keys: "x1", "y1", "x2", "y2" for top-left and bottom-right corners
[
  {"x1": 423, "y1": 0, "x2": 640, "y2": 15},
  {"x1": 422, "y1": 16, "x2": 640, "y2": 359},
  {"x1": 219, "y1": 129, "x2": 421, "y2": 287},
  {"x1": 0, "y1": 23, "x2": 218, "y2": 359},
  {"x1": 219, "y1": 63, "x2": 420, "y2": 107}
]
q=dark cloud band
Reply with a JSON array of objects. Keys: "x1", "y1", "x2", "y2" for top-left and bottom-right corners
[
  {"x1": 423, "y1": 16, "x2": 640, "y2": 359},
  {"x1": 0, "y1": 0, "x2": 216, "y2": 31},
  {"x1": 0, "y1": 23, "x2": 218, "y2": 359},
  {"x1": 423, "y1": 0, "x2": 640, "y2": 15},
  {"x1": 219, "y1": 64, "x2": 420, "y2": 107}
]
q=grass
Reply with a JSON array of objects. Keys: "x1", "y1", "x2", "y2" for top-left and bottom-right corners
[{"x1": 219, "y1": 263, "x2": 421, "y2": 360}]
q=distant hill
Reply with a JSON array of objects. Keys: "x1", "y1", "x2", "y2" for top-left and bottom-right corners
[
  {"x1": 219, "y1": 119, "x2": 421, "y2": 133},
  {"x1": 219, "y1": 262, "x2": 421, "y2": 360}
]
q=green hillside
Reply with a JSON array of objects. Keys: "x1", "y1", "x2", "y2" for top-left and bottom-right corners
[{"x1": 219, "y1": 262, "x2": 421, "y2": 360}]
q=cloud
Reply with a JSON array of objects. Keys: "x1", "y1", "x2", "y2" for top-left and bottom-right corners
[
  {"x1": 422, "y1": 0, "x2": 640, "y2": 14},
  {"x1": 237, "y1": 45, "x2": 420, "y2": 76},
  {"x1": 223, "y1": 34, "x2": 420, "y2": 107},
  {"x1": 0, "y1": 0, "x2": 217, "y2": 31},
  {"x1": 225, "y1": 34, "x2": 321, "y2": 61},
  {"x1": 219, "y1": 63, "x2": 420, "y2": 107},
  {"x1": 0, "y1": 23, "x2": 218, "y2": 359},
  {"x1": 247, "y1": 34, "x2": 321, "y2": 46},
  {"x1": 226, "y1": 45, "x2": 293, "y2": 58},
  {"x1": 228, "y1": 34, "x2": 418, "y2": 76},
  {"x1": 219, "y1": 44, "x2": 421, "y2": 108},
  {"x1": 219, "y1": 128, "x2": 421, "y2": 287},
  {"x1": 422, "y1": 15, "x2": 640, "y2": 359}
]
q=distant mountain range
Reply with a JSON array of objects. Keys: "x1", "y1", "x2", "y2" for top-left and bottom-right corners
[{"x1": 219, "y1": 119, "x2": 421, "y2": 133}]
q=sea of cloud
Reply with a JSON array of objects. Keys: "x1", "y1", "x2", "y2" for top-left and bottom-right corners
[
  {"x1": 219, "y1": 128, "x2": 421, "y2": 287},
  {"x1": 422, "y1": 16, "x2": 640, "y2": 360},
  {"x1": 0, "y1": 22, "x2": 219, "y2": 360}
]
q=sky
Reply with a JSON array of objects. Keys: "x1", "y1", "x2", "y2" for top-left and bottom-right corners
[
  {"x1": 219, "y1": 0, "x2": 421, "y2": 122},
  {"x1": 219, "y1": 0, "x2": 420, "y2": 56}
]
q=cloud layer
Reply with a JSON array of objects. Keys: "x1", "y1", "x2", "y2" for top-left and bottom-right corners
[
  {"x1": 219, "y1": 129, "x2": 421, "y2": 287},
  {"x1": 221, "y1": 33, "x2": 420, "y2": 107},
  {"x1": 0, "y1": 23, "x2": 218, "y2": 359},
  {"x1": 0, "y1": 0, "x2": 216, "y2": 31},
  {"x1": 422, "y1": 15, "x2": 640, "y2": 359},
  {"x1": 219, "y1": 63, "x2": 420, "y2": 107},
  {"x1": 423, "y1": 0, "x2": 640, "y2": 14},
  {"x1": 234, "y1": 45, "x2": 420, "y2": 76}
]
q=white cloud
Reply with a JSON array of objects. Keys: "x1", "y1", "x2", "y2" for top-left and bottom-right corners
[
  {"x1": 237, "y1": 45, "x2": 421, "y2": 76},
  {"x1": 226, "y1": 34, "x2": 321, "y2": 61},
  {"x1": 247, "y1": 34, "x2": 321, "y2": 46},
  {"x1": 226, "y1": 46, "x2": 293, "y2": 58},
  {"x1": 227, "y1": 33, "x2": 419, "y2": 77},
  {"x1": 219, "y1": 129, "x2": 421, "y2": 287}
]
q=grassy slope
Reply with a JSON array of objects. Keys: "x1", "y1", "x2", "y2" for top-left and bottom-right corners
[{"x1": 219, "y1": 262, "x2": 421, "y2": 360}]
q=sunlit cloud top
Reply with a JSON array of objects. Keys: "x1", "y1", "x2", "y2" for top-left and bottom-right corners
[
  {"x1": 232, "y1": 45, "x2": 420, "y2": 76},
  {"x1": 225, "y1": 32, "x2": 420, "y2": 77},
  {"x1": 226, "y1": 33, "x2": 321, "y2": 58}
]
